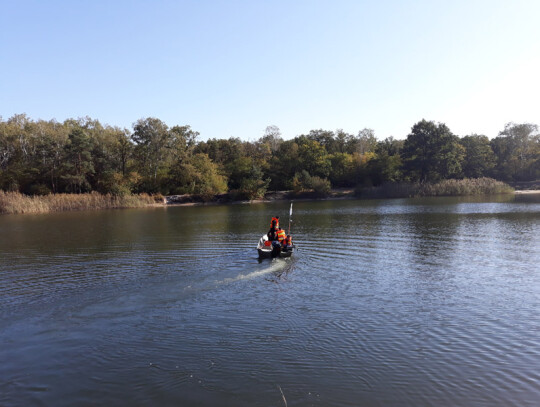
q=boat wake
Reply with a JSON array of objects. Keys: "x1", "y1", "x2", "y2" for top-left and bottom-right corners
[{"x1": 216, "y1": 259, "x2": 292, "y2": 284}]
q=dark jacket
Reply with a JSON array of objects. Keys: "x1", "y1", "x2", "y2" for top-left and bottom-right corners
[{"x1": 267, "y1": 227, "x2": 277, "y2": 241}]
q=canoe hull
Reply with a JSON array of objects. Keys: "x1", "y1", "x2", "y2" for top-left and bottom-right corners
[
  {"x1": 257, "y1": 234, "x2": 293, "y2": 259},
  {"x1": 258, "y1": 247, "x2": 293, "y2": 259}
]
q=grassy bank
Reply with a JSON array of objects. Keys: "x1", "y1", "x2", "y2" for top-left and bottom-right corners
[
  {"x1": 0, "y1": 191, "x2": 158, "y2": 215},
  {"x1": 3, "y1": 178, "x2": 515, "y2": 214},
  {"x1": 356, "y1": 178, "x2": 514, "y2": 199}
]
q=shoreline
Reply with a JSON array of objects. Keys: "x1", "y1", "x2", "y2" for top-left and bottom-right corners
[
  {"x1": 514, "y1": 190, "x2": 540, "y2": 194},
  {"x1": 2, "y1": 187, "x2": 538, "y2": 215},
  {"x1": 164, "y1": 189, "x2": 356, "y2": 207},
  {"x1": 164, "y1": 188, "x2": 540, "y2": 207}
]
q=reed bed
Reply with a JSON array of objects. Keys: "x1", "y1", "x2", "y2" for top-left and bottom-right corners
[
  {"x1": 0, "y1": 191, "x2": 157, "y2": 215},
  {"x1": 357, "y1": 177, "x2": 514, "y2": 199}
]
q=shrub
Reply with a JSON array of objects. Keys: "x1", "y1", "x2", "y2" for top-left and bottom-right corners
[
  {"x1": 238, "y1": 177, "x2": 270, "y2": 201},
  {"x1": 310, "y1": 176, "x2": 331, "y2": 197},
  {"x1": 97, "y1": 172, "x2": 132, "y2": 196},
  {"x1": 291, "y1": 170, "x2": 312, "y2": 193}
]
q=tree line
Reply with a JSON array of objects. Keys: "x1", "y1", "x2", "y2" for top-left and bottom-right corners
[{"x1": 0, "y1": 114, "x2": 538, "y2": 199}]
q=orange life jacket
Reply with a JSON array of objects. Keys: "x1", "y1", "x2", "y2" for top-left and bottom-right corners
[
  {"x1": 276, "y1": 229, "x2": 286, "y2": 242},
  {"x1": 283, "y1": 236, "x2": 292, "y2": 246}
]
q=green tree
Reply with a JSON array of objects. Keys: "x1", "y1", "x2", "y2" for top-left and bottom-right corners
[
  {"x1": 131, "y1": 117, "x2": 172, "y2": 192},
  {"x1": 169, "y1": 153, "x2": 227, "y2": 200},
  {"x1": 238, "y1": 164, "x2": 270, "y2": 200},
  {"x1": 402, "y1": 120, "x2": 464, "y2": 182},
  {"x1": 61, "y1": 128, "x2": 95, "y2": 193},
  {"x1": 375, "y1": 136, "x2": 403, "y2": 156},
  {"x1": 297, "y1": 139, "x2": 331, "y2": 178},
  {"x1": 459, "y1": 134, "x2": 496, "y2": 178},
  {"x1": 267, "y1": 140, "x2": 301, "y2": 190},
  {"x1": 367, "y1": 147, "x2": 403, "y2": 185},
  {"x1": 351, "y1": 151, "x2": 377, "y2": 186},
  {"x1": 260, "y1": 125, "x2": 283, "y2": 153},
  {"x1": 491, "y1": 123, "x2": 539, "y2": 181},
  {"x1": 227, "y1": 156, "x2": 254, "y2": 190},
  {"x1": 169, "y1": 125, "x2": 199, "y2": 161},
  {"x1": 328, "y1": 152, "x2": 355, "y2": 187},
  {"x1": 334, "y1": 129, "x2": 354, "y2": 153},
  {"x1": 304, "y1": 129, "x2": 338, "y2": 153},
  {"x1": 291, "y1": 170, "x2": 313, "y2": 192},
  {"x1": 195, "y1": 137, "x2": 243, "y2": 164},
  {"x1": 34, "y1": 120, "x2": 69, "y2": 193},
  {"x1": 110, "y1": 130, "x2": 133, "y2": 177},
  {"x1": 352, "y1": 128, "x2": 377, "y2": 154}
]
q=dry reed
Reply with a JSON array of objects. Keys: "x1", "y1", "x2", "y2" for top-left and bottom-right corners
[
  {"x1": 0, "y1": 191, "x2": 157, "y2": 215},
  {"x1": 357, "y1": 178, "x2": 514, "y2": 199}
]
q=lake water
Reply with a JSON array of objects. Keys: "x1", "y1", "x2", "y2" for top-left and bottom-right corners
[{"x1": 1, "y1": 195, "x2": 539, "y2": 406}]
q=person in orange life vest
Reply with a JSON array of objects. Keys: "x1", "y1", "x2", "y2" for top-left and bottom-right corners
[
  {"x1": 281, "y1": 234, "x2": 293, "y2": 251},
  {"x1": 283, "y1": 234, "x2": 292, "y2": 247},
  {"x1": 267, "y1": 219, "x2": 279, "y2": 242},
  {"x1": 270, "y1": 216, "x2": 280, "y2": 229},
  {"x1": 276, "y1": 227, "x2": 286, "y2": 243}
]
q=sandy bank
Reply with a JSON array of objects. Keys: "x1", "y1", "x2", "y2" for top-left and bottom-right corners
[
  {"x1": 164, "y1": 189, "x2": 356, "y2": 207},
  {"x1": 514, "y1": 190, "x2": 540, "y2": 194},
  {"x1": 164, "y1": 187, "x2": 540, "y2": 207}
]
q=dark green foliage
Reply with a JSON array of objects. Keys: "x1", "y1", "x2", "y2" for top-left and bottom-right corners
[
  {"x1": 267, "y1": 140, "x2": 301, "y2": 190},
  {"x1": 0, "y1": 115, "x2": 537, "y2": 200},
  {"x1": 328, "y1": 153, "x2": 354, "y2": 187},
  {"x1": 237, "y1": 174, "x2": 270, "y2": 201},
  {"x1": 227, "y1": 158, "x2": 270, "y2": 200},
  {"x1": 367, "y1": 151, "x2": 402, "y2": 185},
  {"x1": 460, "y1": 134, "x2": 496, "y2": 178},
  {"x1": 194, "y1": 137, "x2": 243, "y2": 164},
  {"x1": 168, "y1": 153, "x2": 227, "y2": 200},
  {"x1": 490, "y1": 123, "x2": 539, "y2": 181},
  {"x1": 402, "y1": 120, "x2": 465, "y2": 182},
  {"x1": 131, "y1": 117, "x2": 171, "y2": 192},
  {"x1": 310, "y1": 176, "x2": 332, "y2": 197},
  {"x1": 61, "y1": 129, "x2": 95, "y2": 193},
  {"x1": 296, "y1": 138, "x2": 331, "y2": 178},
  {"x1": 291, "y1": 170, "x2": 313, "y2": 193},
  {"x1": 291, "y1": 170, "x2": 331, "y2": 197}
]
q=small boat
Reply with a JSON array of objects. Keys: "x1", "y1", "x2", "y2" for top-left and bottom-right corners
[
  {"x1": 257, "y1": 234, "x2": 294, "y2": 259},
  {"x1": 258, "y1": 203, "x2": 295, "y2": 259}
]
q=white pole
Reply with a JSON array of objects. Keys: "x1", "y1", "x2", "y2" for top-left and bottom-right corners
[{"x1": 288, "y1": 202, "x2": 293, "y2": 235}]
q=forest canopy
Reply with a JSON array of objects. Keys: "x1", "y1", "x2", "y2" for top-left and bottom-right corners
[{"x1": 1, "y1": 114, "x2": 538, "y2": 198}]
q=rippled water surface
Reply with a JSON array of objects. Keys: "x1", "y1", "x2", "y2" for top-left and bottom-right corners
[{"x1": 1, "y1": 195, "x2": 539, "y2": 406}]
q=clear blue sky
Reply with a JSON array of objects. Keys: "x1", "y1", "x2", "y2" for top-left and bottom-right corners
[{"x1": 1, "y1": 0, "x2": 539, "y2": 141}]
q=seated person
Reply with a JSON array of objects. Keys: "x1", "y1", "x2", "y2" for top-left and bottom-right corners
[
  {"x1": 276, "y1": 227, "x2": 286, "y2": 244},
  {"x1": 282, "y1": 235, "x2": 293, "y2": 251}
]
